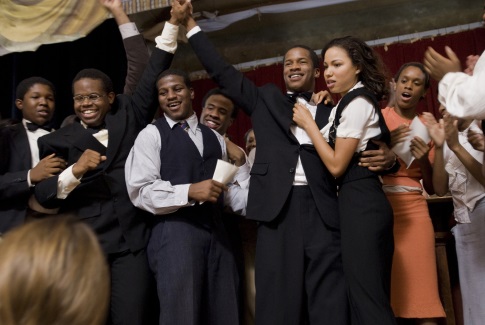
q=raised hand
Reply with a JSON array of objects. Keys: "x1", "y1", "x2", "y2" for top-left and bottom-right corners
[
  {"x1": 467, "y1": 128, "x2": 485, "y2": 152},
  {"x1": 442, "y1": 113, "x2": 460, "y2": 151},
  {"x1": 170, "y1": 0, "x2": 193, "y2": 26},
  {"x1": 72, "y1": 149, "x2": 107, "y2": 179},
  {"x1": 311, "y1": 90, "x2": 334, "y2": 105},
  {"x1": 423, "y1": 46, "x2": 461, "y2": 81},
  {"x1": 422, "y1": 112, "x2": 445, "y2": 148},
  {"x1": 188, "y1": 179, "x2": 228, "y2": 203},
  {"x1": 99, "y1": 0, "x2": 122, "y2": 11},
  {"x1": 225, "y1": 137, "x2": 246, "y2": 166},
  {"x1": 30, "y1": 154, "x2": 67, "y2": 184},
  {"x1": 464, "y1": 54, "x2": 480, "y2": 76}
]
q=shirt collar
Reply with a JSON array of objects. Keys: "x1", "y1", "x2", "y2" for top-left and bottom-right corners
[{"x1": 165, "y1": 112, "x2": 198, "y2": 134}]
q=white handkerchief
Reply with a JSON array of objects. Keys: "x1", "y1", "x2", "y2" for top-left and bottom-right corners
[
  {"x1": 213, "y1": 159, "x2": 238, "y2": 184},
  {"x1": 392, "y1": 116, "x2": 431, "y2": 168}
]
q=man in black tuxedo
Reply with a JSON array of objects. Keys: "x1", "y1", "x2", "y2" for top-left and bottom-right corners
[
  {"x1": 33, "y1": 13, "x2": 176, "y2": 325},
  {"x1": 0, "y1": 77, "x2": 66, "y2": 234},
  {"x1": 171, "y1": 2, "x2": 397, "y2": 324},
  {"x1": 171, "y1": 3, "x2": 346, "y2": 324}
]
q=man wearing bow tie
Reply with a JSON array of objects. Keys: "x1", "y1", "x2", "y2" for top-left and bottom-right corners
[
  {"x1": 0, "y1": 77, "x2": 67, "y2": 234},
  {"x1": 169, "y1": 1, "x2": 397, "y2": 323}
]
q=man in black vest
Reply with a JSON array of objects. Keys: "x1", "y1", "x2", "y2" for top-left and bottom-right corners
[{"x1": 125, "y1": 68, "x2": 250, "y2": 324}]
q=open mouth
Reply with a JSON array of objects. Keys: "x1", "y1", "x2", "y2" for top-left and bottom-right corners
[
  {"x1": 205, "y1": 119, "x2": 219, "y2": 129},
  {"x1": 167, "y1": 101, "x2": 181, "y2": 110},
  {"x1": 80, "y1": 109, "x2": 99, "y2": 119},
  {"x1": 288, "y1": 73, "x2": 303, "y2": 81}
]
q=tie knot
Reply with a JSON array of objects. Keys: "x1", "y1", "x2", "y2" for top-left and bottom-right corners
[
  {"x1": 26, "y1": 122, "x2": 51, "y2": 132},
  {"x1": 178, "y1": 121, "x2": 189, "y2": 132},
  {"x1": 287, "y1": 91, "x2": 313, "y2": 103}
]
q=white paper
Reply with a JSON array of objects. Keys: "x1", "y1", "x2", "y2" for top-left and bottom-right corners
[
  {"x1": 392, "y1": 116, "x2": 431, "y2": 168},
  {"x1": 213, "y1": 159, "x2": 238, "y2": 184}
]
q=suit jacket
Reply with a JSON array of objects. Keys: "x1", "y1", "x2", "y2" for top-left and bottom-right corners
[
  {"x1": 34, "y1": 48, "x2": 174, "y2": 254},
  {"x1": 0, "y1": 123, "x2": 33, "y2": 233},
  {"x1": 0, "y1": 34, "x2": 150, "y2": 235},
  {"x1": 189, "y1": 32, "x2": 339, "y2": 229}
]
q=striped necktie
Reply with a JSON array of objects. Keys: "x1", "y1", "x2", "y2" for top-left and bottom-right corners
[{"x1": 179, "y1": 121, "x2": 189, "y2": 132}]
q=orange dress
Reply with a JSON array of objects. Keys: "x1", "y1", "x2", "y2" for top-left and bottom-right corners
[{"x1": 381, "y1": 107, "x2": 445, "y2": 318}]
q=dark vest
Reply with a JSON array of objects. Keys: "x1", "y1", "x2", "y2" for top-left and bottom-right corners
[
  {"x1": 154, "y1": 117, "x2": 223, "y2": 218},
  {"x1": 329, "y1": 88, "x2": 391, "y2": 185}
]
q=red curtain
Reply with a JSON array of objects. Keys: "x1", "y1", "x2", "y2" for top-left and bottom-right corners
[{"x1": 192, "y1": 28, "x2": 485, "y2": 148}]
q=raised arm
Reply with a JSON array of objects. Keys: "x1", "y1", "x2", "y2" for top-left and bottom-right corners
[
  {"x1": 172, "y1": 0, "x2": 259, "y2": 116},
  {"x1": 100, "y1": 0, "x2": 150, "y2": 95},
  {"x1": 422, "y1": 112, "x2": 449, "y2": 196}
]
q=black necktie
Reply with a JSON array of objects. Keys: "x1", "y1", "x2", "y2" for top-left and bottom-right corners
[
  {"x1": 286, "y1": 91, "x2": 313, "y2": 103},
  {"x1": 26, "y1": 122, "x2": 51, "y2": 132}
]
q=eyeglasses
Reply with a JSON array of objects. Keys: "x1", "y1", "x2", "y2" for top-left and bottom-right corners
[{"x1": 73, "y1": 94, "x2": 105, "y2": 103}]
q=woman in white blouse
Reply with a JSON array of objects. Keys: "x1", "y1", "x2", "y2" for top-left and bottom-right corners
[{"x1": 292, "y1": 36, "x2": 396, "y2": 325}]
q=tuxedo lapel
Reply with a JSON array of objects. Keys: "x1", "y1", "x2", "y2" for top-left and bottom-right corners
[
  {"x1": 315, "y1": 103, "x2": 332, "y2": 129},
  {"x1": 68, "y1": 123, "x2": 107, "y2": 159},
  {"x1": 11, "y1": 124, "x2": 32, "y2": 169}
]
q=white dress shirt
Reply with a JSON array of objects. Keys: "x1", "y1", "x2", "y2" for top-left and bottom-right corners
[
  {"x1": 439, "y1": 51, "x2": 485, "y2": 119},
  {"x1": 321, "y1": 82, "x2": 381, "y2": 153},
  {"x1": 443, "y1": 121, "x2": 485, "y2": 223}
]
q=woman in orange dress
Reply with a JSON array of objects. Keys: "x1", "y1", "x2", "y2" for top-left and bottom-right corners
[{"x1": 382, "y1": 62, "x2": 445, "y2": 324}]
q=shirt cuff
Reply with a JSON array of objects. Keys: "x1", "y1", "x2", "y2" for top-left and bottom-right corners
[
  {"x1": 57, "y1": 165, "x2": 82, "y2": 199},
  {"x1": 186, "y1": 25, "x2": 201, "y2": 39},
  {"x1": 27, "y1": 169, "x2": 33, "y2": 187},
  {"x1": 119, "y1": 22, "x2": 139, "y2": 39},
  {"x1": 155, "y1": 21, "x2": 179, "y2": 53}
]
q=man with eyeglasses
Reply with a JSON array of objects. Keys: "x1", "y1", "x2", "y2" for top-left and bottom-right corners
[{"x1": 32, "y1": 2, "x2": 177, "y2": 324}]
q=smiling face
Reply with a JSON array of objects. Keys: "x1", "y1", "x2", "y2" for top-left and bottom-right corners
[
  {"x1": 73, "y1": 78, "x2": 115, "y2": 127},
  {"x1": 245, "y1": 129, "x2": 256, "y2": 154},
  {"x1": 283, "y1": 47, "x2": 320, "y2": 92},
  {"x1": 394, "y1": 65, "x2": 427, "y2": 113},
  {"x1": 199, "y1": 94, "x2": 234, "y2": 135},
  {"x1": 323, "y1": 46, "x2": 360, "y2": 97},
  {"x1": 157, "y1": 74, "x2": 194, "y2": 121},
  {"x1": 16, "y1": 83, "x2": 55, "y2": 126}
]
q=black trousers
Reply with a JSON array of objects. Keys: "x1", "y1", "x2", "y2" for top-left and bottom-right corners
[
  {"x1": 147, "y1": 213, "x2": 240, "y2": 325},
  {"x1": 339, "y1": 177, "x2": 396, "y2": 325},
  {"x1": 255, "y1": 186, "x2": 349, "y2": 325},
  {"x1": 107, "y1": 248, "x2": 158, "y2": 325}
]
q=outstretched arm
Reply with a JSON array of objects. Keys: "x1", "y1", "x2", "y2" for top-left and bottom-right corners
[{"x1": 100, "y1": 0, "x2": 150, "y2": 95}]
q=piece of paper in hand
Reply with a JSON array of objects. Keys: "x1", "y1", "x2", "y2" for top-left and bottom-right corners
[
  {"x1": 392, "y1": 116, "x2": 431, "y2": 168},
  {"x1": 213, "y1": 159, "x2": 238, "y2": 184}
]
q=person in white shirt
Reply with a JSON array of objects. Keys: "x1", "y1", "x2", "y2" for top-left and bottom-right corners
[
  {"x1": 423, "y1": 5, "x2": 485, "y2": 119},
  {"x1": 424, "y1": 108, "x2": 485, "y2": 325}
]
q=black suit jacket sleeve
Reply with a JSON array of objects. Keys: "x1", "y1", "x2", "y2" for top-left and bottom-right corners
[
  {"x1": 0, "y1": 126, "x2": 31, "y2": 202},
  {"x1": 188, "y1": 31, "x2": 259, "y2": 117},
  {"x1": 122, "y1": 33, "x2": 150, "y2": 95}
]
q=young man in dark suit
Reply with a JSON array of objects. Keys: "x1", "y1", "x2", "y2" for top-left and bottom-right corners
[
  {"x1": 33, "y1": 8, "x2": 176, "y2": 325},
  {"x1": 0, "y1": 77, "x2": 66, "y2": 234},
  {"x1": 170, "y1": 2, "x2": 397, "y2": 324}
]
